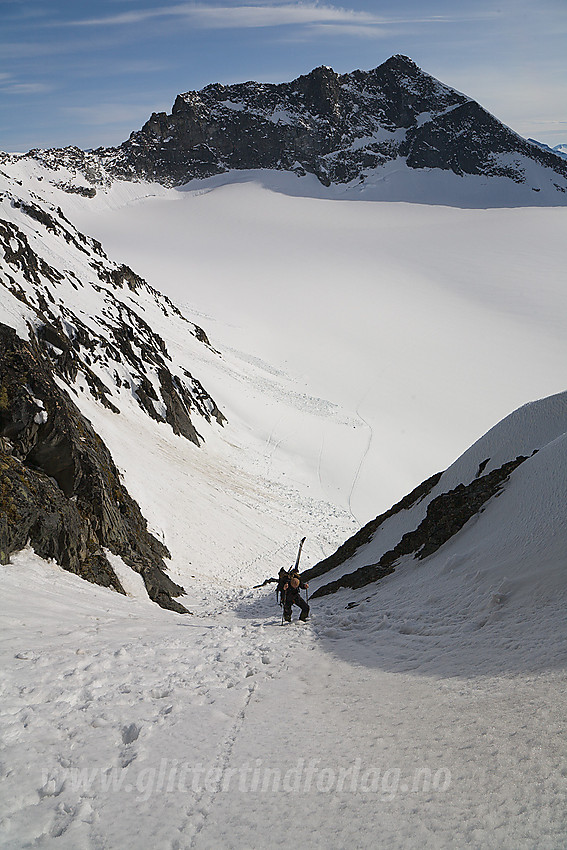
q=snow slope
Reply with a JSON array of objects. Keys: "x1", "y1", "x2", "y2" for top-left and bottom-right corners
[
  {"x1": 310, "y1": 391, "x2": 567, "y2": 673},
  {"x1": 1, "y1": 476, "x2": 565, "y2": 849},
  {"x1": 311, "y1": 390, "x2": 567, "y2": 591},
  {"x1": 0, "y1": 160, "x2": 360, "y2": 591},
  {"x1": 1, "y1": 161, "x2": 566, "y2": 848},
  {"x1": 1, "y1": 158, "x2": 566, "y2": 596},
  {"x1": 64, "y1": 169, "x2": 567, "y2": 526},
  {"x1": 3, "y1": 159, "x2": 566, "y2": 534}
]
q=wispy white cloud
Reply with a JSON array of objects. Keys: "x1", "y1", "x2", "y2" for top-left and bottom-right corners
[
  {"x1": 0, "y1": 40, "x2": 93, "y2": 59},
  {"x1": 65, "y1": 3, "x2": 380, "y2": 29},
  {"x1": 75, "y1": 59, "x2": 173, "y2": 78},
  {"x1": 64, "y1": 2, "x2": 495, "y2": 32},
  {"x1": 0, "y1": 74, "x2": 52, "y2": 95},
  {"x1": 286, "y1": 22, "x2": 390, "y2": 40}
]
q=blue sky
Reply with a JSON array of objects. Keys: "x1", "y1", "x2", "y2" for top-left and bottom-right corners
[{"x1": 1, "y1": 0, "x2": 565, "y2": 152}]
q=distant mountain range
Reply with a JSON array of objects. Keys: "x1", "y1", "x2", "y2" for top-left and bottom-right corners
[
  {"x1": 528, "y1": 138, "x2": 567, "y2": 160},
  {"x1": 13, "y1": 54, "x2": 567, "y2": 203}
]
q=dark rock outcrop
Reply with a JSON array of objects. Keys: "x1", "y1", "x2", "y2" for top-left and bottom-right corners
[
  {"x1": 302, "y1": 470, "x2": 442, "y2": 583},
  {"x1": 0, "y1": 446, "x2": 121, "y2": 589},
  {"x1": 311, "y1": 456, "x2": 531, "y2": 598},
  {"x1": 0, "y1": 323, "x2": 188, "y2": 612}
]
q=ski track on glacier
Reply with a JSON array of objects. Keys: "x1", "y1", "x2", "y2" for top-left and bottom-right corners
[{"x1": 347, "y1": 397, "x2": 374, "y2": 523}]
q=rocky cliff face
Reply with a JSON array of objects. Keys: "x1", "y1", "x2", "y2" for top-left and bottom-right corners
[
  {"x1": 0, "y1": 166, "x2": 225, "y2": 608},
  {"x1": 92, "y1": 54, "x2": 567, "y2": 193},
  {"x1": 0, "y1": 324, "x2": 188, "y2": 611}
]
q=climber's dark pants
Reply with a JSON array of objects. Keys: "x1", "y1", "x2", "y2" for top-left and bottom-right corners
[{"x1": 283, "y1": 592, "x2": 309, "y2": 620}]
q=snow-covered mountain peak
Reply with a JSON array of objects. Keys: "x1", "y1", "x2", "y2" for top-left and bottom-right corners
[
  {"x1": 4, "y1": 56, "x2": 565, "y2": 205},
  {"x1": 83, "y1": 57, "x2": 567, "y2": 202}
]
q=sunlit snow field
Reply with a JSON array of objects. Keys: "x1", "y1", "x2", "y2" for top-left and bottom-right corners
[
  {"x1": 1, "y1": 163, "x2": 566, "y2": 849},
  {"x1": 68, "y1": 170, "x2": 567, "y2": 525}
]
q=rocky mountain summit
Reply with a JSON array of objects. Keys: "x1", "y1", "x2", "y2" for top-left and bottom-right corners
[
  {"x1": 89, "y1": 54, "x2": 567, "y2": 194},
  {"x1": 7, "y1": 56, "x2": 566, "y2": 202}
]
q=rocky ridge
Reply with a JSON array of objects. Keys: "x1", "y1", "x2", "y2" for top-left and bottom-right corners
[
  {"x1": 0, "y1": 173, "x2": 224, "y2": 442},
  {"x1": 305, "y1": 392, "x2": 567, "y2": 598},
  {"x1": 12, "y1": 54, "x2": 565, "y2": 199},
  {"x1": 307, "y1": 456, "x2": 530, "y2": 597},
  {"x1": 0, "y1": 168, "x2": 226, "y2": 608}
]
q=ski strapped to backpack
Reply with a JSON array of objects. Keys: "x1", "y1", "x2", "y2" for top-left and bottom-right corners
[
  {"x1": 293, "y1": 536, "x2": 306, "y2": 571},
  {"x1": 277, "y1": 536, "x2": 306, "y2": 602},
  {"x1": 253, "y1": 537, "x2": 307, "y2": 593}
]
